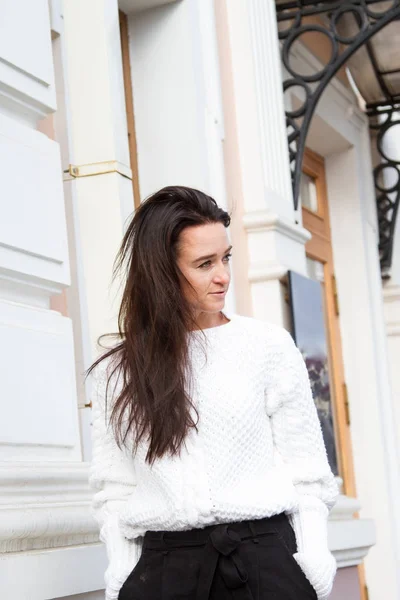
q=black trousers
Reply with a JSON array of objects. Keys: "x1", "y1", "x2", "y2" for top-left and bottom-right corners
[{"x1": 118, "y1": 513, "x2": 317, "y2": 600}]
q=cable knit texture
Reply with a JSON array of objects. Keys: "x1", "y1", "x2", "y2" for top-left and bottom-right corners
[{"x1": 89, "y1": 313, "x2": 339, "y2": 600}]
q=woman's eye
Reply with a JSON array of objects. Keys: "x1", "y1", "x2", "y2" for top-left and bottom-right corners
[
  {"x1": 199, "y1": 253, "x2": 232, "y2": 269},
  {"x1": 199, "y1": 261, "x2": 211, "y2": 269}
]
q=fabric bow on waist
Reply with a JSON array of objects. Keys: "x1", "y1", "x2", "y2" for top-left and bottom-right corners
[{"x1": 195, "y1": 523, "x2": 253, "y2": 600}]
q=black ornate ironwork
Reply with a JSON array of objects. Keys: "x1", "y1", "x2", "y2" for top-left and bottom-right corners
[
  {"x1": 368, "y1": 102, "x2": 400, "y2": 277},
  {"x1": 276, "y1": 0, "x2": 400, "y2": 274}
]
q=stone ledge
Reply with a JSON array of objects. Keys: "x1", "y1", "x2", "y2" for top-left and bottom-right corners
[
  {"x1": 0, "y1": 462, "x2": 97, "y2": 552},
  {"x1": 329, "y1": 493, "x2": 376, "y2": 568},
  {"x1": 329, "y1": 516, "x2": 375, "y2": 568},
  {"x1": 0, "y1": 543, "x2": 107, "y2": 600}
]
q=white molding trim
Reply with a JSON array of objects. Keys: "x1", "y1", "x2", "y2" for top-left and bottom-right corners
[
  {"x1": 383, "y1": 285, "x2": 400, "y2": 303},
  {"x1": 387, "y1": 323, "x2": 400, "y2": 337},
  {"x1": 330, "y1": 492, "x2": 360, "y2": 521},
  {"x1": 0, "y1": 82, "x2": 50, "y2": 122},
  {"x1": 119, "y1": 0, "x2": 178, "y2": 15},
  {"x1": 0, "y1": 506, "x2": 98, "y2": 552},
  {"x1": 0, "y1": 240, "x2": 64, "y2": 266},
  {"x1": 243, "y1": 210, "x2": 311, "y2": 291},
  {"x1": 329, "y1": 493, "x2": 376, "y2": 568},
  {"x1": 383, "y1": 284, "x2": 400, "y2": 336},
  {"x1": 329, "y1": 517, "x2": 376, "y2": 568},
  {"x1": 0, "y1": 543, "x2": 107, "y2": 600},
  {"x1": 243, "y1": 210, "x2": 311, "y2": 244},
  {"x1": 0, "y1": 462, "x2": 97, "y2": 552},
  {"x1": 0, "y1": 56, "x2": 56, "y2": 122},
  {"x1": 248, "y1": 262, "x2": 289, "y2": 283},
  {"x1": 243, "y1": 211, "x2": 311, "y2": 284},
  {"x1": 0, "y1": 257, "x2": 67, "y2": 296},
  {"x1": 0, "y1": 461, "x2": 90, "y2": 488}
]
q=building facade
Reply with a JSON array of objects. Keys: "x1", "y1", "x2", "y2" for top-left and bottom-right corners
[{"x1": 0, "y1": 1, "x2": 399, "y2": 599}]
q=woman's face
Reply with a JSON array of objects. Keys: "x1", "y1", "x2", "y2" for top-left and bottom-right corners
[{"x1": 176, "y1": 222, "x2": 232, "y2": 316}]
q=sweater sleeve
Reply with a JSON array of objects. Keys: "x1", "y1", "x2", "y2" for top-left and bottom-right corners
[
  {"x1": 265, "y1": 328, "x2": 339, "y2": 600},
  {"x1": 89, "y1": 357, "x2": 143, "y2": 600}
]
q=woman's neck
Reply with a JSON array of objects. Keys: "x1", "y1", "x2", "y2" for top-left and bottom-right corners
[{"x1": 191, "y1": 310, "x2": 229, "y2": 331}]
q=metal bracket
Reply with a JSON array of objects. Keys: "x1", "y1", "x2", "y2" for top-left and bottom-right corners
[
  {"x1": 64, "y1": 160, "x2": 132, "y2": 181},
  {"x1": 368, "y1": 103, "x2": 400, "y2": 278},
  {"x1": 276, "y1": 1, "x2": 400, "y2": 275}
]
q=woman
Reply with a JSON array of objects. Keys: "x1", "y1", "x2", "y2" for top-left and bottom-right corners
[{"x1": 88, "y1": 185, "x2": 338, "y2": 600}]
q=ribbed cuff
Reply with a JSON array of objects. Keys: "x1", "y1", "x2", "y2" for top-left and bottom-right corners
[
  {"x1": 100, "y1": 513, "x2": 143, "y2": 600},
  {"x1": 293, "y1": 551, "x2": 336, "y2": 600},
  {"x1": 287, "y1": 496, "x2": 336, "y2": 600},
  {"x1": 288, "y1": 495, "x2": 329, "y2": 554}
]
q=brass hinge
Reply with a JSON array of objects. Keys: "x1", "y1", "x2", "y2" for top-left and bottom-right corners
[
  {"x1": 364, "y1": 585, "x2": 369, "y2": 600},
  {"x1": 332, "y1": 274, "x2": 339, "y2": 316},
  {"x1": 343, "y1": 382, "x2": 350, "y2": 425}
]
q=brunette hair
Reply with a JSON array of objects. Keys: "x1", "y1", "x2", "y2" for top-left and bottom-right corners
[{"x1": 86, "y1": 185, "x2": 231, "y2": 465}]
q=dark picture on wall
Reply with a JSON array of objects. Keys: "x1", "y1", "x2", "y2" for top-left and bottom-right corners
[{"x1": 288, "y1": 270, "x2": 339, "y2": 476}]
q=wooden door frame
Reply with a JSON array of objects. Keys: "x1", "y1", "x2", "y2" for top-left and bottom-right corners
[
  {"x1": 302, "y1": 148, "x2": 356, "y2": 499},
  {"x1": 302, "y1": 150, "x2": 370, "y2": 599},
  {"x1": 119, "y1": 10, "x2": 141, "y2": 208}
]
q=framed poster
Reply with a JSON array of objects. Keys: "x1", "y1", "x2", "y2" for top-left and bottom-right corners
[{"x1": 288, "y1": 270, "x2": 338, "y2": 475}]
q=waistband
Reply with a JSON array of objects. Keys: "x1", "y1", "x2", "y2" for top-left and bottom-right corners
[
  {"x1": 143, "y1": 513, "x2": 288, "y2": 600},
  {"x1": 143, "y1": 512, "x2": 287, "y2": 551}
]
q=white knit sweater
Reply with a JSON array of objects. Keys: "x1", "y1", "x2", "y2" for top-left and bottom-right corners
[{"x1": 89, "y1": 313, "x2": 339, "y2": 600}]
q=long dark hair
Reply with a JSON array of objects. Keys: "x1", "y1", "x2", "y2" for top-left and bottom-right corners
[{"x1": 86, "y1": 186, "x2": 231, "y2": 465}]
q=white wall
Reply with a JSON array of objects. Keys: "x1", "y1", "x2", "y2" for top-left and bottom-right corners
[
  {"x1": 0, "y1": 0, "x2": 101, "y2": 598},
  {"x1": 326, "y1": 146, "x2": 400, "y2": 599},
  {"x1": 129, "y1": 1, "x2": 209, "y2": 196},
  {"x1": 0, "y1": 0, "x2": 80, "y2": 461},
  {"x1": 292, "y1": 45, "x2": 400, "y2": 596}
]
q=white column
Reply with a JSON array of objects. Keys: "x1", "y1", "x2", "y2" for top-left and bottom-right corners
[
  {"x1": 247, "y1": 0, "x2": 294, "y2": 216},
  {"x1": 326, "y1": 138, "x2": 400, "y2": 599},
  {"x1": 62, "y1": 0, "x2": 133, "y2": 361},
  {"x1": 0, "y1": 0, "x2": 80, "y2": 461},
  {"x1": 0, "y1": 0, "x2": 99, "y2": 598},
  {"x1": 215, "y1": 0, "x2": 310, "y2": 325},
  {"x1": 57, "y1": 1, "x2": 135, "y2": 595},
  {"x1": 0, "y1": 0, "x2": 136, "y2": 597}
]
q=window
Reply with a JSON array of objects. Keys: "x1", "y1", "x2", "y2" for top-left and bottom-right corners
[{"x1": 300, "y1": 172, "x2": 318, "y2": 213}]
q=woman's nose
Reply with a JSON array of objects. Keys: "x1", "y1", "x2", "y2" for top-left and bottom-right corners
[{"x1": 214, "y1": 264, "x2": 230, "y2": 284}]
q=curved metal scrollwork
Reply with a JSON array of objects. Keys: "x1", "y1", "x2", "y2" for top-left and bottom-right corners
[
  {"x1": 368, "y1": 103, "x2": 400, "y2": 276},
  {"x1": 277, "y1": 1, "x2": 400, "y2": 274}
]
